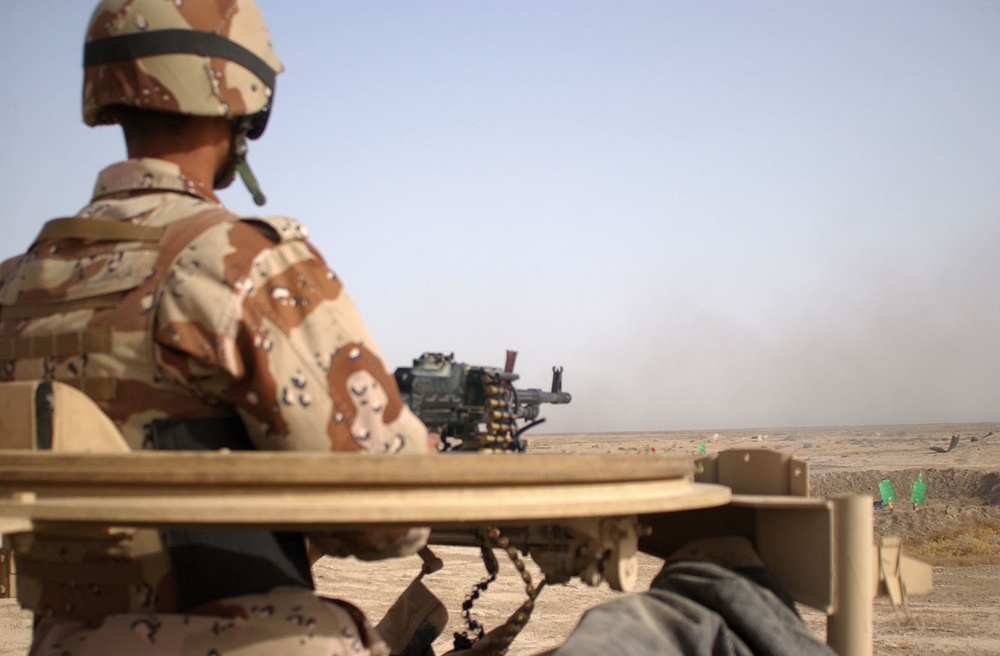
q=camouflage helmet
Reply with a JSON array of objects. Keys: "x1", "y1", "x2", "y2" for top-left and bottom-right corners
[{"x1": 83, "y1": 0, "x2": 283, "y2": 139}]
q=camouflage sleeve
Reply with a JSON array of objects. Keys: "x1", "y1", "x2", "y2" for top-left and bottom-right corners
[
  {"x1": 0, "y1": 255, "x2": 22, "y2": 298},
  {"x1": 154, "y1": 216, "x2": 430, "y2": 455},
  {"x1": 154, "y1": 216, "x2": 431, "y2": 559}
]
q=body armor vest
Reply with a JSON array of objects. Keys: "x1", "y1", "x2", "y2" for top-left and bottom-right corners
[{"x1": 0, "y1": 210, "x2": 313, "y2": 618}]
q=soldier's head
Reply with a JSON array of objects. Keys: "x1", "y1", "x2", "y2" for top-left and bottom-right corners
[{"x1": 83, "y1": 0, "x2": 283, "y2": 205}]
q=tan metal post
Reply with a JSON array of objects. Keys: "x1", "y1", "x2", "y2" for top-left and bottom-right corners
[{"x1": 828, "y1": 494, "x2": 873, "y2": 655}]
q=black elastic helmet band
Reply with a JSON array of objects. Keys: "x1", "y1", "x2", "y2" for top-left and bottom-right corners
[{"x1": 84, "y1": 29, "x2": 277, "y2": 92}]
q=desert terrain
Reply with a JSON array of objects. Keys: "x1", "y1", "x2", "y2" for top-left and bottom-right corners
[{"x1": 2, "y1": 422, "x2": 999, "y2": 655}]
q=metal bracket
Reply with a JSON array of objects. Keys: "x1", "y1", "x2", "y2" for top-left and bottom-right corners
[{"x1": 527, "y1": 516, "x2": 644, "y2": 592}]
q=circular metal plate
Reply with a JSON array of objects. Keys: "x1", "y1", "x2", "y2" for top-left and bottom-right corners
[{"x1": 0, "y1": 451, "x2": 731, "y2": 528}]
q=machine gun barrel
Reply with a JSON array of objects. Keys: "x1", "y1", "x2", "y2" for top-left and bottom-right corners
[
  {"x1": 515, "y1": 388, "x2": 572, "y2": 407},
  {"x1": 512, "y1": 367, "x2": 572, "y2": 421}
]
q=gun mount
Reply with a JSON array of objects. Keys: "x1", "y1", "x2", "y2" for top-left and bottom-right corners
[
  {"x1": 0, "y1": 378, "x2": 931, "y2": 656},
  {"x1": 394, "y1": 351, "x2": 572, "y2": 452}
]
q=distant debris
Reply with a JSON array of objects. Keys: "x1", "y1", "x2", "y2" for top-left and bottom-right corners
[
  {"x1": 929, "y1": 434, "x2": 961, "y2": 454},
  {"x1": 971, "y1": 431, "x2": 993, "y2": 443},
  {"x1": 929, "y1": 431, "x2": 993, "y2": 451}
]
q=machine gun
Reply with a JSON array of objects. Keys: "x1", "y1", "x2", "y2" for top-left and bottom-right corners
[{"x1": 393, "y1": 351, "x2": 571, "y2": 452}]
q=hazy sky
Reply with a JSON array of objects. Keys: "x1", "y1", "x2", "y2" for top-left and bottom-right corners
[{"x1": 3, "y1": 1, "x2": 999, "y2": 433}]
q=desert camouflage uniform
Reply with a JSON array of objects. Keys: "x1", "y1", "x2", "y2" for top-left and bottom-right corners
[
  {"x1": 0, "y1": 157, "x2": 430, "y2": 656},
  {"x1": 0, "y1": 158, "x2": 428, "y2": 456},
  {"x1": 30, "y1": 587, "x2": 388, "y2": 656}
]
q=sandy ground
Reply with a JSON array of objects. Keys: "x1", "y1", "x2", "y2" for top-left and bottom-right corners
[{"x1": 2, "y1": 422, "x2": 999, "y2": 655}]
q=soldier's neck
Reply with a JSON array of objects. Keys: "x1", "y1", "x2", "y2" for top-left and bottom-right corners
[{"x1": 124, "y1": 117, "x2": 234, "y2": 194}]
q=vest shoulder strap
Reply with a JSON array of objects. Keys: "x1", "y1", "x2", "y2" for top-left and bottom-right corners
[{"x1": 35, "y1": 217, "x2": 165, "y2": 244}]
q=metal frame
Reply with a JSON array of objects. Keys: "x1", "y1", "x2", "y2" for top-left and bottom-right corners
[{"x1": 0, "y1": 449, "x2": 932, "y2": 656}]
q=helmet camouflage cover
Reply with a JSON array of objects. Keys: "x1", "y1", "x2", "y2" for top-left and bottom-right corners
[{"x1": 83, "y1": 0, "x2": 283, "y2": 138}]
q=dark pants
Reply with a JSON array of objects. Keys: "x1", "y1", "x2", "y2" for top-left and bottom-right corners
[{"x1": 551, "y1": 561, "x2": 835, "y2": 656}]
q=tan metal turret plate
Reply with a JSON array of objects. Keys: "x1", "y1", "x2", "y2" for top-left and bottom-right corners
[{"x1": 0, "y1": 451, "x2": 730, "y2": 531}]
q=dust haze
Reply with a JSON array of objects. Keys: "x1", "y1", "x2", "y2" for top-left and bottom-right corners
[
  {"x1": 539, "y1": 234, "x2": 1000, "y2": 433},
  {"x1": 410, "y1": 217, "x2": 1000, "y2": 435}
]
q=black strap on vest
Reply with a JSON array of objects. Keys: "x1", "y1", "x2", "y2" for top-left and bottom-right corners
[
  {"x1": 145, "y1": 416, "x2": 314, "y2": 611},
  {"x1": 34, "y1": 381, "x2": 54, "y2": 450}
]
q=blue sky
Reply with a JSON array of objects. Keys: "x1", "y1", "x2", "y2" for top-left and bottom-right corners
[{"x1": 3, "y1": 1, "x2": 999, "y2": 432}]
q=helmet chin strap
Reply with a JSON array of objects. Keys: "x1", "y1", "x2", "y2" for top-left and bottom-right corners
[
  {"x1": 233, "y1": 132, "x2": 267, "y2": 206},
  {"x1": 216, "y1": 121, "x2": 267, "y2": 206}
]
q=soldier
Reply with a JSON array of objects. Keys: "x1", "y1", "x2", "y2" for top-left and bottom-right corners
[{"x1": 0, "y1": 1, "x2": 433, "y2": 654}]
